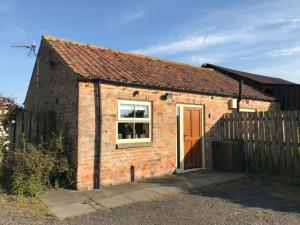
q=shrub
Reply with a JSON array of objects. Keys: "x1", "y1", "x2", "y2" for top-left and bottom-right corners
[
  {"x1": 5, "y1": 133, "x2": 74, "y2": 197},
  {"x1": 12, "y1": 174, "x2": 43, "y2": 197},
  {"x1": 0, "y1": 96, "x2": 16, "y2": 168},
  {"x1": 0, "y1": 115, "x2": 9, "y2": 168}
]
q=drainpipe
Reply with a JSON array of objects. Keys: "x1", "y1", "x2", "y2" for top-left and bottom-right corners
[
  {"x1": 95, "y1": 80, "x2": 102, "y2": 189},
  {"x1": 237, "y1": 80, "x2": 244, "y2": 112}
]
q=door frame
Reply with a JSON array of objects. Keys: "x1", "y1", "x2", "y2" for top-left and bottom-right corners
[{"x1": 176, "y1": 104, "x2": 205, "y2": 173}]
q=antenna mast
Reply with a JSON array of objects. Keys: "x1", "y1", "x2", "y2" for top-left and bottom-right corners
[{"x1": 11, "y1": 42, "x2": 37, "y2": 57}]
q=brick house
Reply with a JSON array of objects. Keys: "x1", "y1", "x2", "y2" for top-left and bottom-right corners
[{"x1": 24, "y1": 35, "x2": 279, "y2": 190}]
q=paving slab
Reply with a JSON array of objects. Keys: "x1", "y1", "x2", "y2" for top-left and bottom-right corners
[
  {"x1": 78, "y1": 188, "x2": 114, "y2": 199},
  {"x1": 95, "y1": 194, "x2": 134, "y2": 208},
  {"x1": 51, "y1": 202, "x2": 96, "y2": 220},
  {"x1": 41, "y1": 172, "x2": 247, "y2": 220},
  {"x1": 147, "y1": 186, "x2": 185, "y2": 196},
  {"x1": 123, "y1": 188, "x2": 163, "y2": 202},
  {"x1": 188, "y1": 172, "x2": 246, "y2": 186},
  {"x1": 106, "y1": 182, "x2": 158, "y2": 195},
  {"x1": 41, "y1": 189, "x2": 89, "y2": 207}
]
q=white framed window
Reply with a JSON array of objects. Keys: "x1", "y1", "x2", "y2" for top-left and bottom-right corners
[{"x1": 116, "y1": 100, "x2": 151, "y2": 144}]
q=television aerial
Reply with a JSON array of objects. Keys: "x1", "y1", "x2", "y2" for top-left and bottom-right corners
[{"x1": 11, "y1": 41, "x2": 37, "y2": 57}]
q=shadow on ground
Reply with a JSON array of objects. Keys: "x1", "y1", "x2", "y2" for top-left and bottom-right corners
[{"x1": 188, "y1": 175, "x2": 300, "y2": 214}]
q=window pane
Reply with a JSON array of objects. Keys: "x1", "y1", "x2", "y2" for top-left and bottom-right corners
[
  {"x1": 117, "y1": 123, "x2": 150, "y2": 140},
  {"x1": 135, "y1": 105, "x2": 149, "y2": 118},
  {"x1": 118, "y1": 123, "x2": 134, "y2": 139},
  {"x1": 120, "y1": 104, "x2": 134, "y2": 118},
  {"x1": 134, "y1": 123, "x2": 149, "y2": 138}
]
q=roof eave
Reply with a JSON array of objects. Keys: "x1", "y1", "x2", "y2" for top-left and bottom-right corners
[{"x1": 77, "y1": 76, "x2": 277, "y2": 102}]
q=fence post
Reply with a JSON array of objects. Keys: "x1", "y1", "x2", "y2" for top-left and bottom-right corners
[
  {"x1": 290, "y1": 111, "x2": 300, "y2": 176},
  {"x1": 9, "y1": 118, "x2": 16, "y2": 150},
  {"x1": 37, "y1": 112, "x2": 45, "y2": 143},
  {"x1": 258, "y1": 112, "x2": 266, "y2": 171},
  {"x1": 296, "y1": 111, "x2": 300, "y2": 176},
  {"x1": 283, "y1": 111, "x2": 293, "y2": 175},
  {"x1": 30, "y1": 112, "x2": 38, "y2": 144},
  {"x1": 264, "y1": 111, "x2": 273, "y2": 173},
  {"x1": 241, "y1": 113, "x2": 249, "y2": 172},
  {"x1": 229, "y1": 113, "x2": 234, "y2": 140},
  {"x1": 224, "y1": 114, "x2": 229, "y2": 140},
  {"x1": 270, "y1": 111, "x2": 279, "y2": 173},
  {"x1": 276, "y1": 111, "x2": 285, "y2": 174},
  {"x1": 14, "y1": 110, "x2": 24, "y2": 148}
]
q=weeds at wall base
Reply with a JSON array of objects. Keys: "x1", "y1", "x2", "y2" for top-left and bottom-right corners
[{"x1": 0, "y1": 132, "x2": 74, "y2": 198}]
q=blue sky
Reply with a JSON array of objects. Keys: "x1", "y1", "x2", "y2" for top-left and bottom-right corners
[{"x1": 1, "y1": 0, "x2": 300, "y2": 104}]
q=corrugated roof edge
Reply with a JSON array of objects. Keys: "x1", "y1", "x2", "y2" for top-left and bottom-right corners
[{"x1": 202, "y1": 63, "x2": 297, "y2": 85}]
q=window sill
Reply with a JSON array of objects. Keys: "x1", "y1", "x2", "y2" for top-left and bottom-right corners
[{"x1": 116, "y1": 142, "x2": 152, "y2": 149}]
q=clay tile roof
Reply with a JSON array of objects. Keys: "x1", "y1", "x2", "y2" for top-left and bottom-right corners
[
  {"x1": 42, "y1": 35, "x2": 275, "y2": 101},
  {"x1": 203, "y1": 64, "x2": 295, "y2": 85}
]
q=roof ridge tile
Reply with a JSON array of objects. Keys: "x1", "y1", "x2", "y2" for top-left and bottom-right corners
[{"x1": 42, "y1": 34, "x2": 209, "y2": 70}]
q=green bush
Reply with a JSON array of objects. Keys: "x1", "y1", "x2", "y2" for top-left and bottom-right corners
[
  {"x1": 0, "y1": 135, "x2": 5, "y2": 167},
  {"x1": 5, "y1": 133, "x2": 74, "y2": 197},
  {"x1": 0, "y1": 115, "x2": 9, "y2": 168},
  {"x1": 12, "y1": 174, "x2": 43, "y2": 197}
]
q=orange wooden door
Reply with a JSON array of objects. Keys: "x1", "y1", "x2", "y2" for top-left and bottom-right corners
[{"x1": 184, "y1": 107, "x2": 203, "y2": 169}]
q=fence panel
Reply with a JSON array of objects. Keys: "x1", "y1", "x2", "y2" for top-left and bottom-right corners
[
  {"x1": 220, "y1": 110, "x2": 300, "y2": 176},
  {"x1": 9, "y1": 109, "x2": 56, "y2": 148}
]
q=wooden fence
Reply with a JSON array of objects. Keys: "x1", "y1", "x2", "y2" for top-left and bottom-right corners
[
  {"x1": 9, "y1": 110, "x2": 56, "y2": 149},
  {"x1": 218, "y1": 110, "x2": 300, "y2": 176}
]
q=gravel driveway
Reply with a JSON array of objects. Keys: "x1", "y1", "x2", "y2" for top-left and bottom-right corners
[{"x1": 1, "y1": 176, "x2": 299, "y2": 225}]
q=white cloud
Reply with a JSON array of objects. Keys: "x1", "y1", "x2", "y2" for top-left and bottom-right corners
[
  {"x1": 251, "y1": 61, "x2": 300, "y2": 84},
  {"x1": 187, "y1": 55, "x2": 219, "y2": 65},
  {"x1": 267, "y1": 46, "x2": 300, "y2": 57},
  {"x1": 132, "y1": 0, "x2": 300, "y2": 59},
  {"x1": 133, "y1": 33, "x2": 255, "y2": 55},
  {"x1": 119, "y1": 10, "x2": 145, "y2": 24},
  {"x1": 184, "y1": 54, "x2": 225, "y2": 65},
  {"x1": 183, "y1": 48, "x2": 258, "y2": 65}
]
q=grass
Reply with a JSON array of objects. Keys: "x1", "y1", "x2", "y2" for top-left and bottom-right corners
[
  {"x1": 0, "y1": 178, "x2": 53, "y2": 220},
  {"x1": 0, "y1": 191, "x2": 52, "y2": 215}
]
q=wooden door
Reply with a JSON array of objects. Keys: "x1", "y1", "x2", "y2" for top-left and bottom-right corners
[{"x1": 184, "y1": 107, "x2": 203, "y2": 169}]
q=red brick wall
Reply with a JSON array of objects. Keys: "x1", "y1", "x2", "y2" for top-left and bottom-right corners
[
  {"x1": 24, "y1": 39, "x2": 79, "y2": 171},
  {"x1": 77, "y1": 82, "x2": 279, "y2": 190},
  {"x1": 77, "y1": 82, "x2": 97, "y2": 189}
]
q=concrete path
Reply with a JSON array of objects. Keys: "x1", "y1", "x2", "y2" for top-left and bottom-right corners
[{"x1": 41, "y1": 172, "x2": 246, "y2": 220}]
